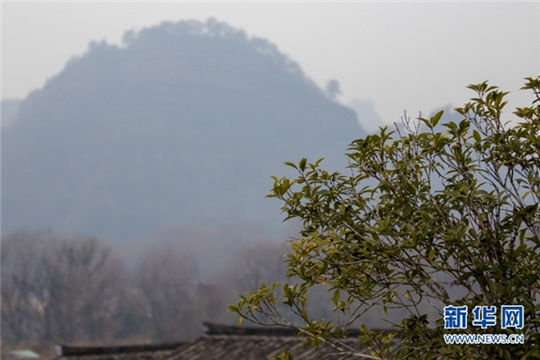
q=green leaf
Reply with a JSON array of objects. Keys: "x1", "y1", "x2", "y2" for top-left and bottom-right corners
[
  {"x1": 473, "y1": 129, "x2": 481, "y2": 143},
  {"x1": 431, "y1": 110, "x2": 444, "y2": 127},
  {"x1": 299, "y1": 158, "x2": 307, "y2": 172},
  {"x1": 331, "y1": 289, "x2": 340, "y2": 305},
  {"x1": 284, "y1": 161, "x2": 297, "y2": 169}
]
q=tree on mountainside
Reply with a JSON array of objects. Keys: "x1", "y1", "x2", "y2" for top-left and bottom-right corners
[{"x1": 230, "y1": 76, "x2": 540, "y2": 359}]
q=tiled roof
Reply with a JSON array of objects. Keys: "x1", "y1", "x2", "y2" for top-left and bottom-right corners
[
  {"x1": 164, "y1": 334, "x2": 362, "y2": 360},
  {"x1": 56, "y1": 322, "x2": 382, "y2": 360},
  {"x1": 163, "y1": 323, "x2": 366, "y2": 360}
]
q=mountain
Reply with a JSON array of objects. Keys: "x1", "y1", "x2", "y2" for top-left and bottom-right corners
[
  {"x1": 1, "y1": 99, "x2": 21, "y2": 128},
  {"x1": 2, "y1": 19, "x2": 365, "y2": 242}
]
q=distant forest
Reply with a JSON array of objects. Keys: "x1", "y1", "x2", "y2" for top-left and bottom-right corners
[{"x1": 1, "y1": 230, "x2": 290, "y2": 344}]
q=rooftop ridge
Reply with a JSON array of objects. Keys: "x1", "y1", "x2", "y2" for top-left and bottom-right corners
[
  {"x1": 56, "y1": 342, "x2": 185, "y2": 357},
  {"x1": 203, "y1": 321, "x2": 392, "y2": 337}
]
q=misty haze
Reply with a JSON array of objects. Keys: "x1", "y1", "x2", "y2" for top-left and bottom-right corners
[
  {"x1": 2, "y1": 4, "x2": 539, "y2": 359},
  {"x1": 1, "y1": 18, "x2": 378, "y2": 354}
]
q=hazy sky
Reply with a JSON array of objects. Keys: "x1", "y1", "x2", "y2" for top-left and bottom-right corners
[{"x1": 2, "y1": 2, "x2": 539, "y2": 123}]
